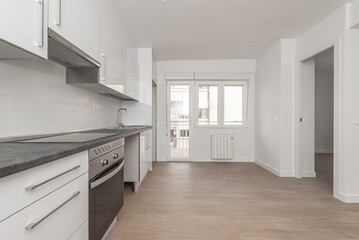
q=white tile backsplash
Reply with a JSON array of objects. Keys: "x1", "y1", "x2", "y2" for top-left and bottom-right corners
[{"x1": 0, "y1": 60, "x2": 121, "y2": 138}]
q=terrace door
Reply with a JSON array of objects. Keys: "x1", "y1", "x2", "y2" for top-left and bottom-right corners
[{"x1": 168, "y1": 83, "x2": 191, "y2": 160}]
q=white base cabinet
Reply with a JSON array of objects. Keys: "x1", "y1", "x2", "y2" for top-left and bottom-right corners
[
  {"x1": 0, "y1": 174, "x2": 88, "y2": 240},
  {"x1": 68, "y1": 219, "x2": 88, "y2": 240},
  {"x1": 0, "y1": 151, "x2": 89, "y2": 240},
  {"x1": 124, "y1": 129, "x2": 152, "y2": 191},
  {"x1": 0, "y1": 151, "x2": 88, "y2": 221}
]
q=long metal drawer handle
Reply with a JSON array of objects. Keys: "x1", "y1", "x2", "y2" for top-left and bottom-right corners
[
  {"x1": 25, "y1": 191, "x2": 80, "y2": 231},
  {"x1": 90, "y1": 161, "x2": 124, "y2": 189},
  {"x1": 25, "y1": 165, "x2": 81, "y2": 191}
]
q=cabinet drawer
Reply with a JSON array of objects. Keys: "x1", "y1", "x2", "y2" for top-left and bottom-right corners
[
  {"x1": 0, "y1": 173, "x2": 88, "y2": 240},
  {"x1": 0, "y1": 151, "x2": 88, "y2": 221},
  {"x1": 69, "y1": 219, "x2": 88, "y2": 240}
]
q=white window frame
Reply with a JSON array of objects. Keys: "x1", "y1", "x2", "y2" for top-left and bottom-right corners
[
  {"x1": 195, "y1": 82, "x2": 221, "y2": 128},
  {"x1": 221, "y1": 81, "x2": 248, "y2": 128},
  {"x1": 195, "y1": 80, "x2": 248, "y2": 128}
]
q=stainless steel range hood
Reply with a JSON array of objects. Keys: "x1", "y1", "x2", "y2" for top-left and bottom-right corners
[
  {"x1": 48, "y1": 28, "x2": 100, "y2": 68},
  {"x1": 48, "y1": 28, "x2": 136, "y2": 101}
]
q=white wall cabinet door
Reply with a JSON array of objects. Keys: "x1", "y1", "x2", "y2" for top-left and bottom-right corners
[
  {"x1": 48, "y1": 0, "x2": 100, "y2": 61},
  {"x1": 99, "y1": 5, "x2": 125, "y2": 87},
  {"x1": 126, "y1": 48, "x2": 139, "y2": 100},
  {"x1": 0, "y1": 0, "x2": 47, "y2": 59},
  {"x1": 152, "y1": 55, "x2": 158, "y2": 82}
]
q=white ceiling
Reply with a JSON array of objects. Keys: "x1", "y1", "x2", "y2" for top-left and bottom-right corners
[{"x1": 112, "y1": 0, "x2": 349, "y2": 61}]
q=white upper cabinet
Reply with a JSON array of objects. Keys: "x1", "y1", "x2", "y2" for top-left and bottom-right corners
[
  {"x1": 126, "y1": 48, "x2": 140, "y2": 100},
  {"x1": 98, "y1": 3, "x2": 124, "y2": 87},
  {"x1": 152, "y1": 54, "x2": 158, "y2": 83},
  {"x1": 0, "y1": 0, "x2": 48, "y2": 59},
  {"x1": 48, "y1": 0, "x2": 100, "y2": 61}
]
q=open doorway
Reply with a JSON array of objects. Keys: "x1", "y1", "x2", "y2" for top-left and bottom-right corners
[
  {"x1": 297, "y1": 46, "x2": 336, "y2": 196},
  {"x1": 314, "y1": 48, "x2": 334, "y2": 192}
]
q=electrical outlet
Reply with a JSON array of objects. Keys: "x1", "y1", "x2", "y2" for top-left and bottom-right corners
[{"x1": 93, "y1": 103, "x2": 101, "y2": 110}]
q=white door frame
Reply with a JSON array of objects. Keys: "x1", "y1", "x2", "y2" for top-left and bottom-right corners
[
  {"x1": 166, "y1": 80, "x2": 195, "y2": 161},
  {"x1": 295, "y1": 37, "x2": 342, "y2": 199},
  {"x1": 152, "y1": 81, "x2": 157, "y2": 162}
]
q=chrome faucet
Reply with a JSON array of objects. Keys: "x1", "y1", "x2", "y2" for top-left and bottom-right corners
[{"x1": 117, "y1": 108, "x2": 127, "y2": 128}]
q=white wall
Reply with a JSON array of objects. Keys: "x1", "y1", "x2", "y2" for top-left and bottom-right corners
[
  {"x1": 254, "y1": 39, "x2": 296, "y2": 177},
  {"x1": 156, "y1": 60, "x2": 255, "y2": 162},
  {"x1": 0, "y1": 60, "x2": 121, "y2": 138},
  {"x1": 254, "y1": 41, "x2": 281, "y2": 172},
  {"x1": 315, "y1": 72, "x2": 334, "y2": 153},
  {"x1": 280, "y1": 39, "x2": 296, "y2": 175}
]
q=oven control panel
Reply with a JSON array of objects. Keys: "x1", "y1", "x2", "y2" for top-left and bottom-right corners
[
  {"x1": 88, "y1": 138, "x2": 124, "y2": 161},
  {"x1": 89, "y1": 146, "x2": 124, "y2": 179}
]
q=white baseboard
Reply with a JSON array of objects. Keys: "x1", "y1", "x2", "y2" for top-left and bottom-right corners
[
  {"x1": 336, "y1": 192, "x2": 359, "y2": 203},
  {"x1": 254, "y1": 159, "x2": 280, "y2": 176},
  {"x1": 302, "y1": 171, "x2": 316, "y2": 178},
  {"x1": 254, "y1": 159, "x2": 295, "y2": 177},
  {"x1": 166, "y1": 158, "x2": 254, "y2": 162},
  {"x1": 315, "y1": 149, "x2": 333, "y2": 154},
  {"x1": 156, "y1": 156, "x2": 167, "y2": 162},
  {"x1": 195, "y1": 158, "x2": 254, "y2": 163},
  {"x1": 279, "y1": 171, "x2": 296, "y2": 177}
]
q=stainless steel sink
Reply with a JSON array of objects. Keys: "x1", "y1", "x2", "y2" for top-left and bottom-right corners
[
  {"x1": 116, "y1": 125, "x2": 146, "y2": 130},
  {"x1": 87, "y1": 126, "x2": 146, "y2": 134}
]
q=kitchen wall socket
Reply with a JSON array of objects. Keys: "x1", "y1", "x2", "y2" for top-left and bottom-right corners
[{"x1": 93, "y1": 103, "x2": 101, "y2": 110}]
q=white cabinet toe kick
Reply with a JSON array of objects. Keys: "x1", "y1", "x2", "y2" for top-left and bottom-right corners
[{"x1": 124, "y1": 130, "x2": 152, "y2": 192}]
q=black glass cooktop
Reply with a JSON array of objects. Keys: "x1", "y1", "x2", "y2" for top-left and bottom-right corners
[{"x1": 18, "y1": 132, "x2": 117, "y2": 143}]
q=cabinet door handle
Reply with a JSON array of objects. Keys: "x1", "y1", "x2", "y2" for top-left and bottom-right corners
[
  {"x1": 25, "y1": 191, "x2": 80, "y2": 231},
  {"x1": 53, "y1": 0, "x2": 61, "y2": 26},
  {"x1": 100, "y1": 53, "x2": 106, "y2": 81},
  {"x1": 25, "y1": 165, "x2": 81, "y2": 191},
  {"x1": 34, "y1": 0, "x2": 44, "y2": 47}
]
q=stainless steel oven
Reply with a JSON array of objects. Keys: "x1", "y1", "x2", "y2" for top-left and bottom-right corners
[{"x1": 89, "y1": 139, "x2": 125, "y2": 240}]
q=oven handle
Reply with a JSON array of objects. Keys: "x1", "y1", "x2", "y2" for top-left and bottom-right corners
[{"x1": 90, "y1": 160, "x2": 124, "y2": 189}]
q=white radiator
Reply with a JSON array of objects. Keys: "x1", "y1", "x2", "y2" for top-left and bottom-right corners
[{"x1": 211, "y1": 135, "x2": 233, "y2": 160}]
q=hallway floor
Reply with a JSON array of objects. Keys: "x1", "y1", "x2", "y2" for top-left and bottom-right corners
[{"x1": 107, "y1": 157, "x2": 359, "y2": 240}]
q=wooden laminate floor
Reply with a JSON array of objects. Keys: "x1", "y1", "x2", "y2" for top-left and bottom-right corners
[{"x1": 107, "y1": 154, "x2": 359, "y2": 240}]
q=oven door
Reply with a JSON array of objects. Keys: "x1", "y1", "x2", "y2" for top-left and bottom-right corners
[{"x1": 89, "y1": 160, "x2": 124, "y2": 240}]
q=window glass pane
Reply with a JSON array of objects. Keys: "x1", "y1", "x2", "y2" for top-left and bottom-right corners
[
  {"x1": 170, "y1": 85, "x2": 189, "y2": 158},
  {"x1": 170, "y1": 85, "x2": 189, "y2": 121},
  {"x1": 198, "y1": 85, "x2": 218, "y2": 125},
  {"x1": 224, "y1": 85, "x2": 243, "y2": 125}
]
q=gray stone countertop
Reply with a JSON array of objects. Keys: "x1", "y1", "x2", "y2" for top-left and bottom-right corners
[{"x1": 0, "y1": 126, "x2": 152, "y2": 179}]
